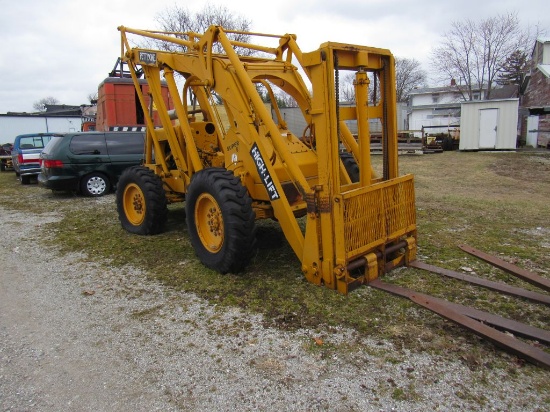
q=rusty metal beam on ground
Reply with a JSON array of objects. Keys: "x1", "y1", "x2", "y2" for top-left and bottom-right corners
[
  {"x1": 409, "y1": 261, "x2": 550, "y2": 306},
  {"x1": 369, "y1": 279, "x2": 550, "y2": 370},
  {"x1": 459, "y1": 244, "x2": 550, "y2": 293},
  {"x1": 412, "y1": 291, "x2": 550, "y2": 345}
]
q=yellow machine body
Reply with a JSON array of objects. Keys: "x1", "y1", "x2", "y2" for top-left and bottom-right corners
[{"x1": 118, "y1": 25, "x2": 417, "y2": 294}]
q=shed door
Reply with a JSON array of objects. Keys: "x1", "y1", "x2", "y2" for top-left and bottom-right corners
[
  {"x1": 526, "y1": 115, "x2": 539, "y2": 148},
  {"x1": 479, "y1": 109, "x2": 498, "y2": 149}
]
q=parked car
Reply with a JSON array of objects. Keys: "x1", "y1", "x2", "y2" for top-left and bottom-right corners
[
  {"x1": 0, "y1": 143, "x2": 13, "y2": 171},
  {"x1": 12, "y1": 133, "x2": 61, "y2": 184},
  {"x1": 38, "y1": 131, "x2": 145, "y2": 196}
]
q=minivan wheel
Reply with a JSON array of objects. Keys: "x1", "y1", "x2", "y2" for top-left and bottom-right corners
[
  {"x1": 116, "y1": 166, "x2": 168, "y2": 235},
  {"x1": 81, "y1": 173, "x2": 110, "y2": 196}
]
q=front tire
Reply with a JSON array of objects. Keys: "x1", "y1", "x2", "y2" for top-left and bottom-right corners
[
  {"x1": 116, "y1": 166, "x2": 168, "y2": 235},
  {"x1": 186, "y1": 168, "x2": 256, "y2": 274}
]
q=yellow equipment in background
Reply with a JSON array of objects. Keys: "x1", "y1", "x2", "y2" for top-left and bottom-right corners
[{"x1": 116, "y1": 25, "x2": 417, "y2": 295}]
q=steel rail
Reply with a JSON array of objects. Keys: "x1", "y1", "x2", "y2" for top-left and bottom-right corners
[
  {"x1": 409, "y1": 261, "x2": 550, "y2": 306},
  {"x1": 409, "y1": 291, "x2": 550, "y2": 344},
  {"x1": 369, "y1": 279, "x2": 550, "y2": 369},
  {"x1": 459, "y1": 244, "x2": 550, "y2": 292}
]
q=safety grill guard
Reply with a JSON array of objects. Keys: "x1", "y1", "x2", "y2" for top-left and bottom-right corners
[{"x1": 342, "y1": 175, "x2": 416, "y2": 259}]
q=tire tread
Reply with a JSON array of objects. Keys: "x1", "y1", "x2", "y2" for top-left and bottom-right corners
[
  {"x1": 116, "y1": 166, "x2": 168, "y2": 235},
  {"x1": 186, "y1": 168, "x2": 256, "y2": 273}
]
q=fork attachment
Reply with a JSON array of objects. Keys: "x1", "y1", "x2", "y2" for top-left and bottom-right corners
[
  {"x1": 370, "y1": 279, "x2": 550, "y2": 369},
  {"x1": 458, "y1": 244, "x2": 550, "y2": 292},
  {"x1": 369, "y1": 245, "x2": 550, "y2": 369}
]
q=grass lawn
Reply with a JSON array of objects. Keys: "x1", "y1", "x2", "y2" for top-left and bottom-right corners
[{"x1": 1, "y1": 150, "x2": 549, "y2": 376}]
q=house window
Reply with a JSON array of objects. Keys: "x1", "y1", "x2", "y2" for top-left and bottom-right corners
[
  {"x1": 432, "y1": 94, "x2": 439, "y2": 103},
  {"x1": 473, "y1": 92, "x2": 481, "y2": 100}
]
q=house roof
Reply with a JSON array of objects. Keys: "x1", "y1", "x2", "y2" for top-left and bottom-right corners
[
  {"x1": 1, "y1": 112, "x2": 82, "y2": 118},
  {"x1": 538, "y1": 64, "x2": 550, "y2": 78},
  {"x1": 408, "y1": 84, "x2": 487, "y2": 96},
  {"x1": 3, "y1": 104, "x2": 83, "y2": 117},
  {"x1": 490, "y1": 85, "x2": 518, "y2": 99},
  {"x1": 461, "y1": 98, "x2": 519, "y2": 105},
  {"x1": 43, "y1": 104, "x2": 82, "y2": 116},
  {"x1": 408, "y1": 85, "x2": 460, "y2": 95}
]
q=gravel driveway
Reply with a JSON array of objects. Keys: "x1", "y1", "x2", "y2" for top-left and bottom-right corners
[{"x1": 1, "y1": 198, "x2": 549, "y2": 411}]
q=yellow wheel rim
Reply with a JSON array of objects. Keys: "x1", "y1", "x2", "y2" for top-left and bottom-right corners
[
  {"x1": 123, "y1": 183, "x2": 146, "y2": 226},
  {"x1": 195, "y1": 193, "x2": 224, "y2": 253}
]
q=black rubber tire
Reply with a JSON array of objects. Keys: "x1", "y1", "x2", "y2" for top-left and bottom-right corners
[
  {"x1": 0, "y1": 162, "x2": 5, "y2": 172},
  {"x1": 442, "y1": 136, "x2": 454, "y2": 151},
  {"x1": 116, "y1": 166, "x2": 168, "y2": 235},
  {"x1": 80, "y1": 172, "x2": 110, "y2": 196},
  {"x1": 20, "y1": 175, "x2": 31, "y2": 185},
  {"x1": 186, "y1": 168, "x2": 257, "y2": 274},
  {"x1": 340, "y1": 152, "x2": 360, "y2": 183}
]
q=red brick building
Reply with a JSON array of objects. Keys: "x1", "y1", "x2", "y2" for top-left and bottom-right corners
[{"x1": 521, "y1": 38, "x2": 550, "y2": 148}]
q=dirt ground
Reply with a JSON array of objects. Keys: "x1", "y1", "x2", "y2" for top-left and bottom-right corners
[{"x1": 1, "y1": 151, "x2": 550, "y2": 411}]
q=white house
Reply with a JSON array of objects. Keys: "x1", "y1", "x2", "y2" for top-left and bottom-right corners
[
  {"x1": 275, "y1": 102, "x2": 408, "y2": 137},
  {"x1": 407, "y1": 82, "x2": 485, "y2": 138}
]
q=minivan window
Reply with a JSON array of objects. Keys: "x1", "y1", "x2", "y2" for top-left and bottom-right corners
[
  {"x1": 70, "y1": 134, "x2": 108, "y2": 155},
  {"x1": 106, "y1": 133, "x2": 145, "y2": 155},
  {"x1": 41, "y1": 135, "x2": 64, "y2": 155}
]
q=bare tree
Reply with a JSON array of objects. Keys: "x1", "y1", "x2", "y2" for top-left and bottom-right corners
[
  {"x1": 274, "y1": 91, "x2": 298, "y2": 108},
  {"x1": 339, "y1": 73, "x2": 356, "y2": 103},
  {"x1": 432, "y1": 12, "x2": 524, "y2": 100},
  {"x1": 395, "y1": 57, "x2": 427, "y2": 102},
  {"x1": 151, "y1": 4, "x2": 253, "y2": 55},
  {"x1": 33, "y1": 96, "x2": 59, "y2": 112},
  {"x1": 516, "y1": 22, "x2": 547, "y2": 59},
  {"x1": 479, "y1": 14, "x2": 523, "y2": 98},
  {"x1": 87, "y1": 92, "x2": 98, "y2": 105},
  {"x1": 337, "y1": 58, "x2": 425, "y2": 104}
]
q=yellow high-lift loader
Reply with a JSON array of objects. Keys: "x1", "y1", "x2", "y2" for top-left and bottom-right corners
[{"x1": 115, "y1": 26, "x2": 550, "y2": 368}]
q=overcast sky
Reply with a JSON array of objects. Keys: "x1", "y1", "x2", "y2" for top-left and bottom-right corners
[{"x1": 0, "y1": 0, "x2": 548, "y2": 114}]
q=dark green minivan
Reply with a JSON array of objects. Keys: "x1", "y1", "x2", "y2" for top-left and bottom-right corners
[{"x1": 38, "y1": 132, "x2": 145, "y2": 196}]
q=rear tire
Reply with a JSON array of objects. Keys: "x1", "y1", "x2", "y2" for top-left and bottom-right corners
[
  {"x1": 20, "y1": 175, "x2": 31, "y2": 185},
  {"x1": 186, "y1": 168, "x2": 256, "y2": 274},
  {"x1": 81, "y1": 172, "x2": 109, "y2": 196},
  {"x1": 116, "y1": 166, "x2": 168, "y2": 235},
  {"x1": 340, "y1": 152, "x2": 360, "y2": 183}
]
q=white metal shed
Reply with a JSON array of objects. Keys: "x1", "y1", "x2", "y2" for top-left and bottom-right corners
[
  {"x1": 459, "y1": 99, "x2": 519, "y2": 150},
  {"x1": 0, "y1": 114, "x2": 82, "y2": 143}
]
